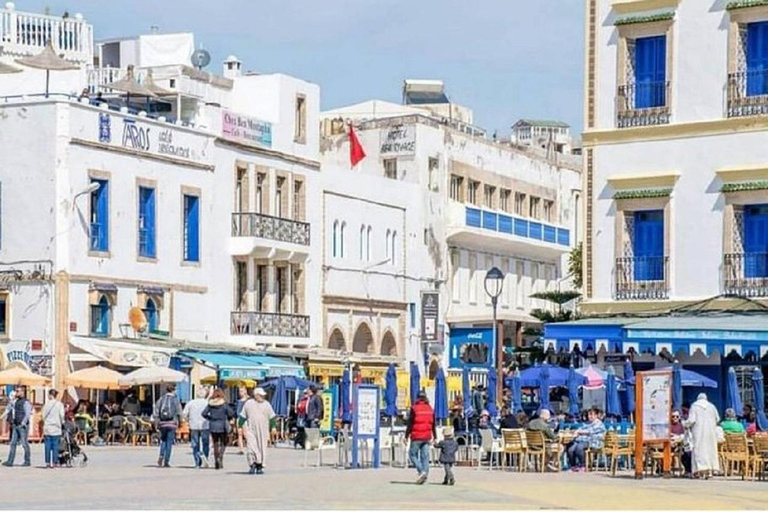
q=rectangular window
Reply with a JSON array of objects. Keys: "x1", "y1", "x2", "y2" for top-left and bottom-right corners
[
  {"x1": 256, "y1": 173, "x2": 265, "y2": 214},
  {"x1": 409, "y1": 303, "x2": 416, "y2": 329},
  {"x1": 90, "y1": 179, "x2": 109, "y2": 252},
  {"x1": 384, "y1": 159, "x2": 397, "y2": 179},
  {"x1": 484, "y1": 185, "x2": 496, "y2": 210},
  {"x1": 468, "y1": 180, "x2": 480, "y2": 206},
  {"x1": 452, "y1": 251, "x2": 461, "y2": 303},
  {"x1": 183, "y1": 194, "x2": 200, "y2": 263},
  {"x1": 743, "y1": 204, "x2": 768, "y2": 278},
  {"x1": 138, "y1": 186, "x2": 156, "y2": 259},
  {"x1": 90, "y1": 296, "x2": 111, "y2": 337},
  {"x1": 633, "y1": 210, "x2": 665, "y2": 281},
  {"x1": 428, "y1": 157, "x2": 439, "y2": 191},
  {"x1": 0, "y1": 295, "x2": 7, "y2": 336},
  {"x1": 634, "y1": 35, "x2": 666, "y2": 109},
  {"x1": 515, "y1": 192, "x2": 526, "y2": 216},
  {"x1": 294, "y1": 94, "x2": 307, "y2": 143},
  {"x1": 516, "y1": 261, "x2": 525, "y2": 307},
  {"x1": 747, "y1": 22, "x2": 768, "y2": 96},
  {"x1": 293, "y1": 180, "x2": 304, "y2": 221},
  {"x1": 235, "y1": 261, "x2": 247, "y2": 311},
  {"x1": 276, "y1": 266, "x2": 287, "y2": 313},
  {"x1": 500, "y1": 189, "x2": 511, "y2": 213},
  {"x1": 257, "y1": 264, "x2": 268, "y2": 311},
  {"x1": 543, "y1": 200, "x2": 554, "y2": 223},
  {"x1": 275, "y1": 177, "x2": 285, "y2": 218},
  {"x1": 450, "y1": 175, "x2": 463, "y2": 201},
  {"x1": 529, "y1": 197, "x2": 541, "y2": 219},
  {"x1": 235, "y1": 167, "x2": 248, "y2": 213}
]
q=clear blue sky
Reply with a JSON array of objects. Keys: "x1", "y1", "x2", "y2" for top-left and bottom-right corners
[{"x1": 23, "y1": 0, "x2": 585, "y2": 135}]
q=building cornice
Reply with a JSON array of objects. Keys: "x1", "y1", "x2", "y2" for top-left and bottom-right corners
[
  {"x1": 716, "y1": 165, "x2": 768, "y2": 183},
  {"x1": 215, "y1": 137, "x2": 321, "y2": 170},
  {"x1": 322, "y1": 294, "x2": 408, "y2": 311},
  {"x1": 607, "y1": 171, "x2": 680, "y2": 189},
  {"x1": 69, "y1": 274, "x2": 207, "y2": 294},
  {"x1": 611, "y1": 0, "x2": 680, "y2": 14}
]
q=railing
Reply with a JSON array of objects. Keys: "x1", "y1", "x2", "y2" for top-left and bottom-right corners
[
  {"x1": 87, "y1": 67, "x2": 148, "y2": 95},
  {"x1": 723, "y1": 252, "x2": 768, "y2": 297},
  {"x1": 231, "y1": 311, "x2": 310, "y2": 338},
  {"x1": 616, "y1": 81, "x2": 671, "y2": 128},
  {"x1": 615, "y1": 256, "x2": 669, "y2": 300},
  {"x1": 138, "y1": 228, "x2": 154, "y2": 258},
  {"x1": 727, "y1": 70, "x2": 768, "y2": 118},
  {"x1": 465, "y1": 206, "x2": 570, "y2": 247},
  {"x1": 231, "y1": 212, "x2": 310, "y2": 246},
  {"x1": 0, "y1": 8, "x2": 92, "y2": 61},
  {"x1": 89, "y1": 223, "x2": 107, "y2": 252}
]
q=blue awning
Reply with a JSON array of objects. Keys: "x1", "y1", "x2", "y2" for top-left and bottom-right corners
[{"x1": 179, "y1": 351, "x2": 304, "y2": 380}]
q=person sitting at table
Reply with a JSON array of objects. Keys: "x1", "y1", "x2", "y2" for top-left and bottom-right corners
[
  {"x1": 74, "y1": 404, "x2": 95, "y2": 439},
  {"x1": 671, "y1": 410, "x2": 685, "y2": 437},
  {"x1": 499, "y1": 407, "x2": 518, "y2": 430},
  {"x1": 720, "y1": 408, "x2": 745, "y2": 434},
  {"x1": 527, "y1": 409, "x2": 557, "y2": 442},
  {"x1": 566, "y1": 407, "x2": 605, "y2": 472},
  {"x1": 746, "y1": 411, "x2": 758, "y2": 435},
  {"x1": 515, "y1": 411, "x2": 529, "y2": 429},
  {"x1": 121, "y1": 392, "x2": 140, "y2": 416}
]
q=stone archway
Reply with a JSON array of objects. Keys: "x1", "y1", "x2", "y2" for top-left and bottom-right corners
[
  {"x1": 380, "y1": 331, "x2": 397, "y2": 357},
  {"x1": 352, "y1": 323, "x2": 374, "y2": 354},
  {"x1": 328, "y1": 328, "x2": 346, "y2": 351}
]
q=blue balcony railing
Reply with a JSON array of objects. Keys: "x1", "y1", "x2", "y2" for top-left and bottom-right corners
[{"x1": 464, "y1": 206, "x2": 570, "y2": 248}]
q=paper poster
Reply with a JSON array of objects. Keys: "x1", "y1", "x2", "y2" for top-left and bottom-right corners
[
  {"x1": 642, "y1": 373, "x2": 671, "y2": 441},
  {"x1": 356, "y1": 387, "x2": 379, "y2": 436},
  {"x1": 320, "y1": 391, "x2": 333, "y2": 433}
]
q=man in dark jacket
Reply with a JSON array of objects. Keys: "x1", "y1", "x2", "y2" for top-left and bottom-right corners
[
  {"x1": 306, "y1": 386, "x2": 324, "y2": 428},
  {"x1": 153, "y1": 385, "x2": 182, "y2": 468},
  {"x1": 2, "y1": 387, "x2": 32, "y2": 467},
  {"x1": 406, "y1": 391, "x2": 436, "y2": 484}
]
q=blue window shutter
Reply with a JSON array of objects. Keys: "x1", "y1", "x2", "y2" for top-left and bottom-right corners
[
  {"x1": 635, "y1": 36, "x2": 666, "y2": 109},
  {"x1": 185, "y1": 195, "x2": 200, "y2": 262},
  {"x1": 94, "y1": 180, "x2": 109, "y2": 251},
  {"x1": 747, "y1": 22, "x2": 768, "y2": 96},
  {"x1": 633, "y1": 210, "x2": 664, "y2": 281},
  {"x1": 744, "y1": 205, "x2": 768, "y2": 277},
  {"x1": 147, "y1": 189, "x2": 156, "y2": 258}
]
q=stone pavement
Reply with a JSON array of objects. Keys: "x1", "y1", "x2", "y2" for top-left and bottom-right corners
[{"x1": 0, "y1": 443, "x2": 766, "y2": 509}]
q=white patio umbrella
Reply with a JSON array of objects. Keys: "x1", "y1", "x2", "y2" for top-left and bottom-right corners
[
  {"x1": 15, "y1": 40, "x2": 79, "y2": 97},
  {"x1": 119, "y1": 366, "x2": 187, "y2": 406}
]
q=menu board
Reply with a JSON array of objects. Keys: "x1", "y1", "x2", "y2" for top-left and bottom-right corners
[
  {"x1": 356, "y1": 387, "x2": 379, "y2": 437},
  {"x1": 642, "y1": 373, "x2": 671, "y2": 441}
]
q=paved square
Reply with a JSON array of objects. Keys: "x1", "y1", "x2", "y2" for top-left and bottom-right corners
[{"x1": 0, "y1": 444, "x2": 766, "y2": 509}]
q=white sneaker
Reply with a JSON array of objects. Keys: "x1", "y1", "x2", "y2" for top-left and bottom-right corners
[{"x1": 201, "y1": 456, "x2": 209, "y2": 468}]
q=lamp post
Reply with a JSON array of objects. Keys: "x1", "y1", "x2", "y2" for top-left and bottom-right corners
[{"x1": 484, "y1": 267, "x2": 504, "y2": 407}]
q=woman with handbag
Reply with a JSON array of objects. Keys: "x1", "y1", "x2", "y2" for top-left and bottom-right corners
[{"x1": 202, "y1": 388, "x2": 235, "y2": 470}]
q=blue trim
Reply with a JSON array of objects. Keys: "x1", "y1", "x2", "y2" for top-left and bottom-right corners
[
  {"x1": 544, "y1": 225, "x2": 556, "y2": 243},
  {"x1": 514, "y1": 217, "x2": 529, "y2": 237},
  {"x1": 529, "y1": 222, "x2": 543, "y2": 240},
  {"x1": 747, "y1": 22, "x2": 768, "y2": 96},
  {"x1": 557, "y1": 228, "x2": 570, "y2": 246},
  {"x1": 482, "y1": 211, "x2": 498, "y2": 231},
  {"x1": 635, "y1": 35, "x2": 666, "y2": 108},
  {"x1": 466, "y1": 207, "x2": 481, "y2": 228},
  {"x1": 351, "y1": 384, "x2": 381, "y2": 469},
  {"x1": 138, "y1": 186, "x2": 156, "y2": 258},
  {"x1": 90, "y1": 179, "x2": 109, "y2": 252},
  {"x1": 183, "y1": 194, "x2": 200, "y2": 262},
  {"x1": 499, "y1": 214, "x2": 513, "y2": 234}
]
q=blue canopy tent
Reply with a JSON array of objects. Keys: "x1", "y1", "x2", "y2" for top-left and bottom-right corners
[
  {"x1": 752, "y1": 368, "x2": 768, "y2": 431},
  {"x1": 385, "y1": 363, "x2": 398, "y2": 417},
  {"x1": 341, "y1": 368, "x2": 352, "y2": 424},
  {"x1": 434, "y1": 368, "x2": 449, "y2": 422},
  {"x1": 656, "y1": 366, "x2": 718, "y2": 388},
  {"x1": 538, "y1": 365, "x2": 551, "y2": 412},
  {"x1": 623, "y1": 360, "x2": 636, "y2": 417},
  {"x1": 605, "y1": 366, "x2": 621, "y2": 418},
  {"x1": 486, "y1": 368, "x2": 498, "y2": 417},
  {"x1": 272, "y1": 375, "x2": 289, "y2": 417},
  {"x1": 510, "y1": 370, "x2": 523, "y2": 414},
  {"x1": 567, "y1": 366, "x2": 580, "y2": 416},
  {"x1": 672, "y1": 362, "x2": 683, "y2": 412},
  {"x1": 726, "y1": 367, "x2": 744, "y2": 415},
  {"x1": 261, "y1": 375, "x2": 316, "y2": 391},
  {"x1": 507, "y1": 363, "x2": 580, "y2": 388},
  {"x1": 410, "y1": 362, "x2": 421, "y2": 407}
]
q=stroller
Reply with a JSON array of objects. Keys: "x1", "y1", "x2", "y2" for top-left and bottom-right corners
[{"x1": 59, "y1": 421, "x2": 88, "y2": 468}]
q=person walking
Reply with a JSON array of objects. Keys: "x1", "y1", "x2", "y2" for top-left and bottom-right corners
[
  {"x1": 294, "y1": 388, "x2": 311, "y2": 449},
  {"x1": 435, "y1": 426, "x2": 459, "y2": 486},
  {"x1": 239, "y1": 388, "x2": 275, "y2": 475},
  {"x1": 203, "y1": 388, "x2": 235, "y2": 470},
  {"x1": 306, "y1": 385, "x2": 324, "y2": 428},
  {"x1": 153, "y1": 384, "x2": 182, "y2": 468},
  {"x1": 684, "y1": 393, "x2": 720, "y2": 479},
  {"x1": 406, "y1": 390, "x2": 436, "y2": 485},
  {"x1": 183, "y1": 387, "x2": 210, "y2": 469},
  {"x1": 41, "y1": 389, "x2": 65, "y2": 469},
  {"x1": 2, "y1": 387, "x2": 33, "y2": 467},
  {"x1": 236, "y1": 386, "x2": 249, "y2": 454}
]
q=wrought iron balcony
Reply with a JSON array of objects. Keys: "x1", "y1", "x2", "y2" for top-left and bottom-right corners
[
  {"x1": 231, "y1": 311, "x2": 310, "y2": 338},
  {"x1": 723, "y1": 252, "x2": 768, "y2": 297},
  {"x1": 615, "y1": 256, "x2": 669, "y2": 300},
  {"x1": 727, "y1": 71, "x2": 768, "y2": 118},
  {"x1": 231, "y1": 212, "x2": 310, "y2": 246},
  {"x1": 616, "y1": 82, "x2": 671, "y2": 128}
]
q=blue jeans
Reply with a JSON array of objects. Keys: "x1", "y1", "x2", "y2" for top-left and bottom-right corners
[
  {"x1": 44, "y1": 435, "x2": 60, "y2": 466},
  {"x1": 190, "y1": 429, "x2": 210, "y2": 467},
  {"x1": 408, "y1": 440, "x2": 431, "y2": 476},
  {"x1": 158, "y1": 427, "x2": 176, "y2": 466},
  {"x1": 7, "y1": 425, "x2": 30, "y2": 465},
  {"x1": 567, "y1": 441, "x2": 587, "y2": 468}
]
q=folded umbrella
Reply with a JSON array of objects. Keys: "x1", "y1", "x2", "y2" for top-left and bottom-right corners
[
  {"x1": 538, "y1": 365, "x2": 551, "y2": 412},
  {"x1": 486, "y1": 367, "x2": 498, "y2": 417},
  {"x1": 567, "y1": 365, "x2": 580, "y2": 416},
  {"x1": 605, "y1": 366, "x2": 621, "y2": 417},
  {"x1": 385, "y1": 363, "x2": 398, "y2": 417},
  {"x1": 752, "y1": 368, "x2": 768, "y2": 431},
  {"x1": 624, "y1": 360, "x2": 635, "y2": 416},
  {"x1": 726, "y1": 367, "x2": 743, "y2": 416},
  {"x1": 410, "y1": 362, "x2": 421, "y2": 407},
  {"x1": 434, "y1": 368, "x2": 449, "y2": 422}
]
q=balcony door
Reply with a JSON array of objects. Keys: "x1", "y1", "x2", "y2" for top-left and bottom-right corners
[
  {"x1": 747, "y1": 22, "x2": 768, "y2": 97},
  {"x1": 635, "y1": 35, "x2": 666, "y2": 109},
  {"x1": 744, "y1": 205, "x2": 768, "y2": 278},
  {"x1": 633, "y1": 210, "x2": 664, "y2": 281}
]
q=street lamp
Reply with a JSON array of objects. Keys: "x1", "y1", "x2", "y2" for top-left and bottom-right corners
[{"x1": 484, "y1": 267, "x2": 504, "y2": 405}]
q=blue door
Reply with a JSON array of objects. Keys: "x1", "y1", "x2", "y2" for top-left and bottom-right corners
[
  {"x1": 747, "y1": 22, "x2": 768, "y2": 96},
  {"x1": 744, "y1": 205, "x2": 768, "y2": 278},
  {"x1": 144, "y1": 298, "x2": 158, "y2": 333},
  {"x1": 635, "y1": 36, "x2": 666, "y2": 109},
  {"x1": 138, "y1": 187, "x2": 156, "y2": 258},
  {"x1": 633, "y1": 210, "x2": 664, "y2": 281}
]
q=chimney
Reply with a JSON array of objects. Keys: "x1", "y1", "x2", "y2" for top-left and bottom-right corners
[{"x1": 223, "y1": 55, "x2": 242, "y2": 79}]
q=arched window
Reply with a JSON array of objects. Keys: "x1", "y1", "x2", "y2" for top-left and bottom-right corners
[
  {"x1": 359, "y1": 225, "x2": 365, "y2": 261},
  {"x1": 340, "y1": 222, "x2": 347, "y2": 258},
  {"x1": 385, "y1": 229, "x2": 391, "y2": 262},
  {"x1": 391, "y1": 231, "x2": 397, "y2": 265},
  {"x1": 328, "y1": 328, "x2": 346, "y2": 351},
  {"x1": 90, "y1": 294, "x2": 111, "y2": 337},
  {"x1": 143, "y1": 298, "x2": 159, "y2": 333},
  {"x1": 366, "y1": 226, "x2": 372, "y2": 262},
  {"x1": 332, "y1": 221, "x2": 339, "y2": 258},
  {"x1": 381, "y1": 331, "x2": 397, "y2": 357},
  {"x1": 353, "y1": 323, "x2": 374, "y2": 354}
]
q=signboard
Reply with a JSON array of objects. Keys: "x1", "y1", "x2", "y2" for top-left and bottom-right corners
[
  {"x1": 320, "y1": 388, "x2": 337, "y2": 435},
  {"x1": 634, "y1": 369, "x2": 672, "y2": 478},
  {"x1": 449, "y1": 327, "x2": 493, "y2": 369},
  {"x1": 421, "y1": 291, "x2": 439, "y2": 342},
  {"x1": 352, "y1": 384, "x2": 381, "y2": 468},
  {"x1": 219, "y1": 368, "x2": 266, "y2": 381},
  {"x1": 221, "y1": 110, "x2": 273, "y2": 148},
  {"x1": 380, "y1": 124, "x2": 416, "y2": 156}
]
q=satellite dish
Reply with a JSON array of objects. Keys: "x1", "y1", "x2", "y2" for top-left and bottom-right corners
[
  {"x1": 191, "y1": 48, "x2": 211, "y2": 70},
  {"x1": 129, "y1": 306, "x2": 147, "y2": 332}
]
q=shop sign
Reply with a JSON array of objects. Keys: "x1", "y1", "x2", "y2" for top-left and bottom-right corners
[
  {"x1": 221, "y1": 110, "x2": 272, "y2": 148},
  {"x1": 219, "y1": 368, "x2": 266, "y2": 381},
  {"x1": 449, "y1": 327, "x2": 493, "y2": 369},
  {"x1": 421, "y1": 291, "x2": 439, "y2": 342}
]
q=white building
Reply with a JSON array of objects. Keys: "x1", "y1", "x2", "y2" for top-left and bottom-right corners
[
  {"x1": 556, "y1": 0, "x2": 768, "y2": 411},
  {"x1": 320, "y1": 86, "x2": 582, "y2": 377},
  {"x1": 510, "y1": 119, "x2": 573, "y2": 155},
  {"x1": 0, "y1": 4, "x2": 320, "y2": 390}
]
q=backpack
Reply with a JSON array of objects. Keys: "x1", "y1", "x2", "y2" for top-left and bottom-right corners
[
  {"x1": 12, "y1": 399, "x2": 26, "y2": 426},
  {"x1": 158, "y1": 395, "x2": 176, "y2": 422}
]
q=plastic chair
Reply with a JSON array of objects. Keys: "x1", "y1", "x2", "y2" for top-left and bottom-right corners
[
  {"x1": 476, "y1": 428, "x2": 504, "y2": 470},
  {"x1": 303, "y1": 428, "x2": 336, "y2": 467}
]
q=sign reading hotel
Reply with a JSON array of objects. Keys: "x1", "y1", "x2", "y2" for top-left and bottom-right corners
[
  {"x1": 221, "y1": 110, "x2": 273, "y2": 148},
  {"x1": 380, "y1": 124, "x2": 416, "y2": 156}
]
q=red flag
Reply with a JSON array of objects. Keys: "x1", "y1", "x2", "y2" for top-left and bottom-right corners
[{"x1": 348, "y1": 124, "x2": 366, "y2": 168}]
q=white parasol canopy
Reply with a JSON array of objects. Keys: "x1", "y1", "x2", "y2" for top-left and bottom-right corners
[{"x1": 118, "y1": 366, "x2": 187, "y2": 387}]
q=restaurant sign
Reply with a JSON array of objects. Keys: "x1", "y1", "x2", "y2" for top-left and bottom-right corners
[{"x1": 221, "y1": 110, "x2": 273, "y2": 148}]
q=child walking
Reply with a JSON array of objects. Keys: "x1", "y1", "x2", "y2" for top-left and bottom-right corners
[{"x1": 436, "y1": 427, "x2": 459, "y2": 485}]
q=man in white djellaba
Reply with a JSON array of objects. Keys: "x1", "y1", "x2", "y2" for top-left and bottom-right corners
[{"x1": 684, "y1": 393, "x2": 720, "y2": 479}]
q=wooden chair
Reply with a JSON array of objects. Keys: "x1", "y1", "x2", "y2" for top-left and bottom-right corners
[
  {"x1": 525, "y1": 430, "x2": 547, "y2": 472},
  {"x1": 643, "y1": 441, "x2": 665, "y2": 476},
  {"x1": 587, "y1": 440, "x2": 609, "y2": 472},
  {"x1": 176, "y1": 420, "x2": 190, "y2": 443},
  {"x1": 752, "y1": 435, "x2": 768, "y2": 481},
  {"x1": 605, "y1": 431, "x2": 634, "y2": 476},
  {"x1": 104, "y1": 416, "x2": 126, "y2": 445},
  {"x1": 501, "y1": 429, "x2": 527, "y2": 472},
  {"x1": 724, "y1": 433, "x2": 753, "y2": 480},
  {"x1": 130, "y1": 417, "x2": 154, "y2": 446}
]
